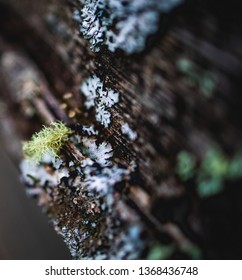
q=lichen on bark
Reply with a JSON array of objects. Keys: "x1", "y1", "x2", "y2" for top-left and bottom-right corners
[{"x1": 74, "y1": 0, "x2": 183, "y2": 53}]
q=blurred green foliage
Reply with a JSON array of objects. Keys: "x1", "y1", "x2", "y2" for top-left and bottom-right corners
[
  {"x1": 176, "y1": 147, "x2": 242, "y2": 198},
  {"x1": 147, "y1": 243, "x2": 174, "y2": 260},
  {"x1": 176, "y1": 151, "x2": 196, "y2": 181},
  {"x1": 176, "y1": 58, "x2": 216, "y2": 98},
  {"x1": 185, "y1": 244, "x2": 202, "y2": 260}
]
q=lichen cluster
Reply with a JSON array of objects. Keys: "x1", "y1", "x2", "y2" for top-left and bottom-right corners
[
  {"x1": 22, "y1": 121, "x2": 72, "y2": 163},
  {"x1": 121, "y1": 123, "x2": 137, "y2": 141},
  {"x1": 80, "y1": 75, "x2": 119, "y2": 127},
  {"x1": 20, "y1": 123, "x2": 144, "y2": 259},
  {"x1": 74, "y1": 0, "x2": 183, "y2": 53}
]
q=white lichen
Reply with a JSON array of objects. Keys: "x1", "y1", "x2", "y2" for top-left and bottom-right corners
[
  {"x1": 83, "y1": 164, "x2": 130, "y2": 194},
  {"x1": 121, "y1": 123, "x2": 137, "y2": 141},
  {"x1": 73, "y1": 9, "x2": 81, "y2": 22},
  {"x1": 20, "y1": 159, "x2": 68, "y2": 186},
  {"x1": 95, "y1": 106, "x2": 111, "y2": 128},
  {"x1": 106, "y1": 9, "x2": 158, "y2": 54},
  {"x1": 75, "y1": 131, "x2": 131, "y2": 194},
  {"x1": 108, "y1": 225, "x2": 144, "y2": 259},
  {"x1": 20, "y1": 119, "x2": 140, "y2": 260},
  {"x1": 82, "y1": 124, "x2": 99, "y2": 135},
  {"x1": 52, "y1": 157, "x2": 63, "y2": 169},
  {"x1": 82, "y1": 137, "x2": 113, "y2": 166},
  {"x1": 41, "y1": 150, "x2": 63, "y2": 169},
  {"x1": 75, "y1": 0, "x2": 183, "y2": 53},
  {"x1": 80, "y1": 75, "x2": 119, "y2": 127}
]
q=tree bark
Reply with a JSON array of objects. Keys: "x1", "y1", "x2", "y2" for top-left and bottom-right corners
[{"x1": 1, "y1": 0, "x2": 242, "y2": 259}]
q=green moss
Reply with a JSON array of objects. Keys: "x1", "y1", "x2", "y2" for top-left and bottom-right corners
[
  {"x1": 147, "y1": 244, "x2": 174, "y2": 260},
  {"x1": 22, "y1": 121, "x2": 72, "y2": 163}
]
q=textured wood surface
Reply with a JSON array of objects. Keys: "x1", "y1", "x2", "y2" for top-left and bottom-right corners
[{"x1": 1, "y1": 0, "x2": 242, "y2": 259}]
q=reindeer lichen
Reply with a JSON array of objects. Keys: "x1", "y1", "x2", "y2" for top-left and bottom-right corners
[
  {"x1": 22, "y1": 121, "x2": 72, "y2": 163},
  {"x1": 121, "y1": 123, "x2": 137, "y2": 141}
]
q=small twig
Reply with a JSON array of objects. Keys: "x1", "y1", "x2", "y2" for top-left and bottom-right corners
[
  {"x1": 32, "y1": 97, "x2": 55, "y2": 124},
  {"x1": 66, "y1": 141, "x2": 85, "y2": 162}
]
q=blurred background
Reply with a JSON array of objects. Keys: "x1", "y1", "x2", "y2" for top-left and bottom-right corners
[{"x1": 0, "y1": 144, "x2": 70, "y2": 259}]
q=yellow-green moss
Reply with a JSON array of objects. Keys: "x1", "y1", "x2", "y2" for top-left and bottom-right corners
[{"x1": 22, "y1": 121, "x2": 72, "y2": 163}]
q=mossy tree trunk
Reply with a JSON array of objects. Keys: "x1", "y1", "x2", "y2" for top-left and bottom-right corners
[{"x1": 1, "y1": 0, "x2": 242, "y2": 259}]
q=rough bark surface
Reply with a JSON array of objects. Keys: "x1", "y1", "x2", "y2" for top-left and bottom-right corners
[{"x1": 1, "y1": 0, "x2": 242, "y2": 259}]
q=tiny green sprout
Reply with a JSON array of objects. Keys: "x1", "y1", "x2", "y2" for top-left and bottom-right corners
[{"x1": 22, "y1": 121, "x2": 72, "y2": 163}]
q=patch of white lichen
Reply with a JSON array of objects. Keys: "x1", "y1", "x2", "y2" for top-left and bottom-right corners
[
  {"x1": 73, "y1": 0, "x2": 183, "y2": 53},
  {"x1": 20, "y1": 122, "x2": 144, "y2": 259},
  {"x1": 80, "y1": 75, "x2": 119, "y2": 128},
  {"x1": 121, "y1": 123, "x2": 137, "y2": 141}
]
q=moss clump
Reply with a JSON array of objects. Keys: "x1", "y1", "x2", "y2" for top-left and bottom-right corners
[{"x1": 22, "y1": 121, "x2": 72, "y2": 163}]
